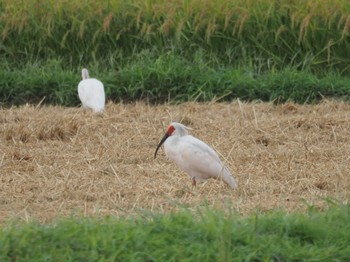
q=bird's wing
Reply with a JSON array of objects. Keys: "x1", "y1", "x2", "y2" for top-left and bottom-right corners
[
  {"x1": 182, "y1": 135, "x2": 222, "y2": 162},
  {"x1": 88, "y1": 79, "x2": 105, "y2": 111},
  {"x1": 77, "y1": 79, "x2": 105, "y2": 111},
  {"x1": 78, "y1": 81, "x2": 89, "y2": 104},
  {"x1": 167, "y1": 135, "x2": 226, "y2": 180}
]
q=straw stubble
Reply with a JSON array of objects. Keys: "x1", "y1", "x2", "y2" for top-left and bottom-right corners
[{"x1": 0, "y1": 101, "x2": 349, "y2": 222}]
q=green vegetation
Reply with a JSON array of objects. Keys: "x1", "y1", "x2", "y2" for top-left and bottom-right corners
[
  {"x1": 0, "y1": 204, "x2": 349, "y2": 261},
  {"x1": 1, "y1": 0, "x2": 350, "y2": 72},
  {"x1": 0, "y1": 0, "x2": 349, "y2": 104},
  {"x1": 1, "y1": 55, "x2": 349, "y2": 106}
]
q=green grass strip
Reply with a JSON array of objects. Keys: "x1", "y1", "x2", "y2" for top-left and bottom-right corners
[
  {"x1": 0, "y1": 54, "x2": 349, "y2": 106},
  {"x1": 0, "y1": 204, "x2": 349, "y2": 261}
]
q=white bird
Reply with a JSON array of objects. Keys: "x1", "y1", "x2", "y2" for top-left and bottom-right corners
[
  {"x1": 154, "y1": 122, "x2": 237, "y2": 189},
  {"x1": 77, "y1": 68, "x2": 105, "y2": 112}
]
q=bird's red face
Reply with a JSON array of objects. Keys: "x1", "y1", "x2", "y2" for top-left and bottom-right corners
[
  {"x1": 154, "y1": 124, "x2": 175, "y2": 159},
  {"x1": 166, "y1": 124, "x2": 175, "y2": 136}
]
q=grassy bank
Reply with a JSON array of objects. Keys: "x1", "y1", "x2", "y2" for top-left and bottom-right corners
[
  {"x1": 0, "y1": 0, "x2": 350, "y2": 73},
  {"x1": 0, "y1": 204, "x2": 349, "y2": 261},
  {"x1": 0, "y1": 55, "x2": 349, "y2": 106}
]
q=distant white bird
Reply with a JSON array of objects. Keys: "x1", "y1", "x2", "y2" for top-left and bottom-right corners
[
  {"x1": 154, "y1": 122, "x2": 237, "y2": 189},
  {"x1": 77, "y1": 68, "x2": 105, "y2": 112}
]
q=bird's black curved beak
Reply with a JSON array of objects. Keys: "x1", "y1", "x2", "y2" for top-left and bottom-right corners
[{"x1": 154, "y1": 133, "x2": 169, "y2": 159}]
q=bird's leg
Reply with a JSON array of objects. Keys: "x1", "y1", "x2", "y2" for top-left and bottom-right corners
[{"x1": 192, "y1": 177, "x2": 197, "y2": 187}]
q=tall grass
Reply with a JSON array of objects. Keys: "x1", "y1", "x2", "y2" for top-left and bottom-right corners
[
  {"x1": 0, "y1": 0, "x2": 350, "y2": 73},
  {"x1": 0, "y1": 204, "x2": 349, "y2": 261},
  {"x1": 1, "y1": 55, "x2": 349, "y2": 106}
]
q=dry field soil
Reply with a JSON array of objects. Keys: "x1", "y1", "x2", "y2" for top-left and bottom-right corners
[{"x1": 1, "y1": 101, "x2": 349, "y2": 222}]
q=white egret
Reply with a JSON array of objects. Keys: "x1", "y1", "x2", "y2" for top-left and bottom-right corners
[
  {"x1": 154, "y1": 122, "x2": 237, "y2": 189},
  {"x1": 77, "y1": 68, "x2": 105, "y2": 112}
]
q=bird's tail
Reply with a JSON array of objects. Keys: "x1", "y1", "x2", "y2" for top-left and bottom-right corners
[{"x1": 220, "y1": 166, "x2": 237, "y2": 189}]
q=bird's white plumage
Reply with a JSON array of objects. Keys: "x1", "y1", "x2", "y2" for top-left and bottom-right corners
[
  {"x1": 160, "y1": 122, "x2": 237, "y2": 189},
  {"x1": 78, "y1": 68, "x2": 105, "y2": 112}
]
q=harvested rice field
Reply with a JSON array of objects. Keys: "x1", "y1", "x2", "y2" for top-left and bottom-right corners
[{"x1": 0, "y1": 101, "x2": 349, "y2": 223}]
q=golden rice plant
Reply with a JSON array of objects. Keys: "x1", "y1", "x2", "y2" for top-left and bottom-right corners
[{"x1": 0, "y1": 0, "x2": 349, "y2": 70}]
